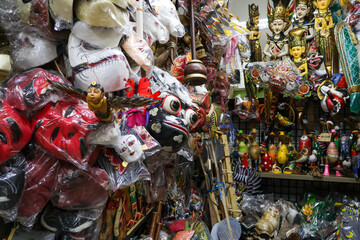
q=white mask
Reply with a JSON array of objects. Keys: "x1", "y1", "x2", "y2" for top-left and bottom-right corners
[
  {"x1": 68, "y1": 33, "x2": 129, "y2": 92},
  {"x1": 12, "y1": 32, "x2": 57, "y2": 70},
  {"x1": 114, "y1": 134, "x2": 143, "y2": 162}
]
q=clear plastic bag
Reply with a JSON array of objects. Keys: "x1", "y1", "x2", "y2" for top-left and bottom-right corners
[
  {"x1": 96, "y1": 149, "x2": 151, "y2": 191},
  {"x1": 31, "y1": 101, "x2": 101, "y2": 170},
  {"x1": 49, "y1": 0, "x2": 73, "y2": 31},
  {"x1": 41, "y1": 204, "x2": 103, "y2": 239},
  {"x1": 71, "y1": 21, "x2": 123, "y2": 48},
  {"x1": 68, "y1": 33, "x2": 130, "y2": 92},
  {"x1": 143, "y1": 11, "x2": 170, "y2": 44},
  {"x1": 150, "y1": 66, "x2": 194, "y2": 107},
  {"x1": 3, "y1": 68, "x2": 73, "y2": 112},
  {"x1": 149, "y1": 0, "x2": 185, "y2": 38},
  {"x1": 51, "y1": 163, "x2": 109, "y2": 210},
  {"x1": 74, "y1": 0, "x2": 130, "y2": 28},
  {"x1": 17, "y1": 149, "x2": 59, "y2": 228},
  {"x1": 121, "y1": 29, "x2": 154, "y2": 75},
  {"x1": 0, "y1": 154, "x2": 26, "y2": 222},
  {"x1": 232, "y1": 94, "x2": 259, "y2": 120},
  {"x1": 0, "y1": 0, "x2": 58, "y2": 70},
  {"x1": 0, "y1": 99, "x2": 32, "y2": 164}
]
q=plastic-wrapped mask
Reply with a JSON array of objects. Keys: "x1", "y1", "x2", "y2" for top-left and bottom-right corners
[
  {"x1": 0, "y1": 100, "x2": 32, "y2": 164},
  {"x1": 4, "y1": 68, "x2": 71, "y2": 111},
  {"x1": 68, "y1": 33, "x2": 129, "y2": 92},
  {"x1": 0, "y1": 154, "x2": 26, "y2": 213},
  {"x1": 49, "y1": 0, "x2": 74, "y2": 31},
  {"x1": 32, "y1": 101, "x2": 101, "y2": 168},
  {"x1": 75, "y1": 0, "x2": 130, "y2": 27},
  {"x1": 11, "y1": 32, "x2": 57, "y2": 70},
  {"x1": 149, "y1": 0, "x2": 185, "y2": 37},
  {"x1": 114, "y1": 134, "x2": 143, "y2": 162},
  {"x1": 147, "y1": 94, "x2": 197, "y2": 152}
]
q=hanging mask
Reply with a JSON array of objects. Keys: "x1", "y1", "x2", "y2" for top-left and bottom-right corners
[
  {"x1": 0, "y1": 154, "x2": 26, "y2": 216},
  {"x1": 0, "y1": 100, "x2": 32, "y2": 164},
  {"x1": 147, "y1": 94, "x2": 197, "y2": 152},
  {"x1": 68, "y1": 33, "x2": 130, "y2": 92},
  {"x1": 41, "y1": 204, "x2": 98, "y2": 240},
  {"x1": 32, "y1": 101, "x2": 101, "y2": 168},
  {"x1": 75, "y1": 0, "x2": 131, "y2": 28},
  {"x1": 4, "y1": 68, "x2": 71, "y2": 111},
  {"x1": 17, "y1": 150, "x2": 59, "y2": 226},
  {"x1": 114, "y1": 134, "x2": 143, "y2": 163},
  {"x1": 11, "y1": 32, "x2": 57, "y2": 71},
  {"x1": 49, "y1": 0, "x2": 74, "y2": 31},
  {"x1": 51, "y1": 164, "x2": 109, "y2": 210}
]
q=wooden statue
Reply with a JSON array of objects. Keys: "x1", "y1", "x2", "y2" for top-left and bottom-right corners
[
  {"x1": 263, "y1": 0, "x2": 295, "y2": 60},
  {"x1": 247, "y1": 4, "x2": 262, "y2": 62}
]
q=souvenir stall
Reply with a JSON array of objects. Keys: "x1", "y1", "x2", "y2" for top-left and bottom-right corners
[{"x1": 0, "y1": 0, "x2": 360, "y2": 239}]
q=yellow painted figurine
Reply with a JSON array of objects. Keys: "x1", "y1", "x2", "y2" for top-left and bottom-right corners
[
  {"x1": 313, "y1": 0, "x2": 334, "y2": 77},
  {"x1": 277, "y1": 131, "x2": 289, "y2": 165},
  {"x1": 289, "y1": 28, "x2": 308, "y2": 78},
  {"x1": 86, "y1": 81, "x2": 113, "y2": 122}
]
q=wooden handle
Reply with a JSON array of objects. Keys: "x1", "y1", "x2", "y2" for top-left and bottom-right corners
[{"x1": 189, "y1": 0, "x2": 196, "y2": 59}]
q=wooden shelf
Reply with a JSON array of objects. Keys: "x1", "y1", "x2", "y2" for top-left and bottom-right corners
[{"x1": 260, "y1": 172, "x2": 360, "y2": 184}]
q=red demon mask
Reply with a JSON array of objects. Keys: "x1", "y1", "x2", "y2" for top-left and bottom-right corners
[
  {"x1": 5, "y1": 68, "x2": 72, "y2": 111},
  {"x1": 0, "y1": 100, "x2": 32, "y2": 164},
  {"x1": 32, "y1": 101, "x2": 101, "y2": 169}
]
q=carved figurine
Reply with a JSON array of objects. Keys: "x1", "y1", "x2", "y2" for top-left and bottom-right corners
[
  {"x1": 48, "y1": 80, "x2": 160, "y2": 123},
  {"x1": 246, "y1": 128, "x2": 261, "y2": 171},
  {"x1": 289, "y1": 28, "x2": 309, "y2": 79},
  {"x1": 293, "y1": 0, "x2": 315, "y2": 40},
  {"x1": 326, "y1": 129, "x2": 340, "y2": 176},
  {"x1": 313, "y1": 0, "x2": 335, "y2": 77},
  {"x1": 247, "y1": 4, "x2": 262, "y2": 62},
  {"x1": 277, "y1": 131, "x2": 289, "y2": 168},
  {"x1": 86, "y1": 82, "x2": 113, "y2": 122},
  {"x1": 263, "y1": 0, "x2": 295, "y2": 60}
]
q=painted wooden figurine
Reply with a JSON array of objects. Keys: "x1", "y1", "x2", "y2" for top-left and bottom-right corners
[
  {"x1": 289, "y1": 28, "x2": 309, "y2": 79},
  {"x1": 263, "y1": 0, "x2": 295, "y2": 60},
  {"x1": 86, "y1": 81, "x2": 113, "y2": 122},
  {"x1": 246, "y1": 128, "x2": 261, "y2": 171},
  {"x1": 247, "y1": 4, "x2": 262, "y2": 62},
  {"x1": 293, "y1": 0, "x2": 315, "y2": 40},
  {"x1": 313, "y1": 0, "x2": 335, "y2": 77}
]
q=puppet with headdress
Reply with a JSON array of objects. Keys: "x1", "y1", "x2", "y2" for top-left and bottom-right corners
[
  {"x1": 289, "y1": 27, "x2": 308, "y2": 78},
  {"x1": 263, "y1": 0, "x2": 295, "y2": 61},
  {"x1": 313, "y1": 0, "x2": 335, "y2": 77},
  {"x1": 247, "y1": 4, "x2": 262, "y2": 62}
]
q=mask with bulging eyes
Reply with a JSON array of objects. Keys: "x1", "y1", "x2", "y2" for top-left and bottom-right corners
[
  {"x1": 114, "y1": 134, "x2": 143, "y2": 162},
  {"x1": 68, "y1": 33, "x2": 129, "y2": 92},
  {"x1": 147, "y1": 94, "x2": 197, "y2": 153}
]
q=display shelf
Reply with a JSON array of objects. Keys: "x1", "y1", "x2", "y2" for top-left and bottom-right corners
[{"x1": 260, "y1": 172, "x2": 360, "y2": 184}]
